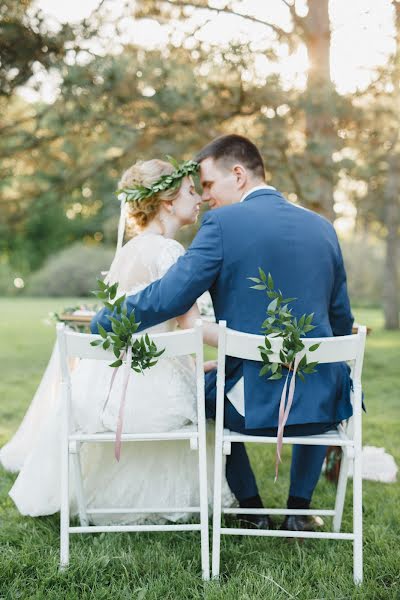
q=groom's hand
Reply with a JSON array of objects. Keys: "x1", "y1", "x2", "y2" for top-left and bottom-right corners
[
  {"x1": 90, "y1": 306, "x2": 114, "y2": 333},
  {"x1": 204, "y1": 360, "x2": 217, "y2": 373}
]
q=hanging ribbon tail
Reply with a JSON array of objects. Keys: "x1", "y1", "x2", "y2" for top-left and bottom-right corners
[
  {"x1": 275, "y1": 354, "x2": 302, "y2": 482},
  {"x1": 102, "y1": 352, "x2": 124, "y2": 415},
  {"x1": 115, "y1": 345, "x2": 132, "y2": 462},
  {"x1": 282, "y1": 354, "x2": 301, "y2": 426},
  {"x1": 275, "y1": 366, "x2": 291, "y2": 482}
]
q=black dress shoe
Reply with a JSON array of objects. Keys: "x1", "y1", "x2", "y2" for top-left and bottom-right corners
[
  {"x1": 280, "y1": 515, "x2": 324, "y2": 532},
  {"x1": 237, "y1": 514, "x2": 274, "y2": 529}
]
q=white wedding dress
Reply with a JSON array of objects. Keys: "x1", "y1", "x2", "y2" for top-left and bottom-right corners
[{"x1": 2, "y1": 233, "x2": 233, "y2": 523}]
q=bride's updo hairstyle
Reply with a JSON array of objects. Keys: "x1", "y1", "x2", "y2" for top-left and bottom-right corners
[{"x1": 119, "y1": 159, "x2": 181, "y2": 232}]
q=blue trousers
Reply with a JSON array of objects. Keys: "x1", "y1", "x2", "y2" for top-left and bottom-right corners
[{"x1": 207, "y1": 394, "x2": 336, "y2": 503}]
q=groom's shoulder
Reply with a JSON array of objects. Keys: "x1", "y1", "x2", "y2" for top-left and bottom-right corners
[{"x1": 291, "y1": 201, "x2": 336, "y2": 233}]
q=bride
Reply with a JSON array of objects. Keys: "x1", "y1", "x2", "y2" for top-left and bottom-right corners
[{"x1": 1, "y1": 157, "x2": 233, "y2": 523}]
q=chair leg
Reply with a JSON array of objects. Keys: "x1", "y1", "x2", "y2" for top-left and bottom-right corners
[
  {"x1": 71, "y1": 442, "x2": 89, "y2": 527},
  {"x1": 353, "y1": 446, "x2": 363, "y2": 585},
  {"x1": 60, "y1": 443, "x2": 70, "y2": 569},
  {"x1": 333, "y1": 449, "x2": 349, "y2": 532},
  {"x1": 198, "y1": 435, "x2": 210, "y2": 581},
  {"x1": 211, "y1": 433, "x2": 224, "y2": 579}
]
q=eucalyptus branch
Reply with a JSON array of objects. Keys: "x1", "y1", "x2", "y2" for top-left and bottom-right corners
[
  {"x1": 249, "y1": 268, "x2": 320, "y2": 382},
  {"x1": 91, "y1": 280, "x2": 164, "y2": 372}
]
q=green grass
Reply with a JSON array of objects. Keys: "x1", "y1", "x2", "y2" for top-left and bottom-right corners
[{"x1": 0, "y1": 299, "x2": 399, "y2": 599}]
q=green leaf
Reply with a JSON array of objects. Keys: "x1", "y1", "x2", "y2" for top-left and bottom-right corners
[
  {"x1": 263, "y1": 337, "x2": 271, "y2": 349},
  {"x1": 90, "y1": 339, "x2": 103, "y2": 346},
  {"x1": 109, "y1": 359, "x2": 122, "y2": 368},
  {"x1": 96, "y1": 279, "x2": 107, "y2": 291},
  {"x1": 306, "y1": 361, "x2": 319, "y2": 369},
  {"x1": 269, "y1": 372, "x2": 283, "y2": 380},
  {"x1": 250, "y1": 284, "x2": 267, "y2": 291},
  {"x1": 298, "y1": 355, "x2": 307, "y2": 369},
  {"x1": 267, "y1": 298, "x2": 278, "y2": 313},
  {"x1": 267, "y1": 273, "x2": 274, "y2": 290},
  {"x1": 122, "y1": 315, "x2": 131, "y2": 329},
  {"x1": 309, "y1": 343, "x2": 320, "y2": 352},
  {"x1": 259, "y1": 364, "x2": 270, "y2": 377},
  {"x1": 166, "y1": 155, "x2": 180, "y2": 169},
  {"x1": 248, "y1": 277, "x2": 261, "y2": 283},
  {"x1": 103, "y1": 339, "x2": 110, "y2": 350},
  {"x1": 258, "y1": 267, "x2": 267, "y2": 283},
  {"x1": 98, "y1": 324, "x2": 107, "y2": 339}
]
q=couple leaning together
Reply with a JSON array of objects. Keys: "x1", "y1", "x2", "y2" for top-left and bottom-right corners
[{"x1": 3, "y1": 134, "x2": 353, "y2": 532}]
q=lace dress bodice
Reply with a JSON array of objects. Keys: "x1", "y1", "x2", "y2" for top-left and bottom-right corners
[{"x1": 104, "y1": 233, "x2": 184, "y2": 334}]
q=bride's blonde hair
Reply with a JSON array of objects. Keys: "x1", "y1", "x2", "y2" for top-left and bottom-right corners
[{"x1": 119, "y1": 159, "x2": 181, "y2": 232}]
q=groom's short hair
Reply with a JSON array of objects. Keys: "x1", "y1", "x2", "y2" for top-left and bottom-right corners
[{"x1": 195, "y1": 134, "x2": 265, "y2": 179}]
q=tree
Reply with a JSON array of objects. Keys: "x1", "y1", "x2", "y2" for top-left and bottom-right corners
[
  {"x1": 348, "y1": 1, "x2": 400, "y2": 329},
  {"x1": 135, "y1": 0, "x2": 346, "y2": 220},
  {"x1": 1, "y1": 30, "x2": 285, "y2": 271}
]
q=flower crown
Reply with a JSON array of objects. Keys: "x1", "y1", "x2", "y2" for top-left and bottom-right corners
[{"x1": 117, "y1": 156, "x2": 199, "y2": 204}]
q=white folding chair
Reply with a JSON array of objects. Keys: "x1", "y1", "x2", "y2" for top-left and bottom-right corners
[
  {"x1": 212, "y1": 321, "x2": 366, "y2": 584},
  {"x1": 56, "y1": 320, "x2": 209, "y2": 580}
]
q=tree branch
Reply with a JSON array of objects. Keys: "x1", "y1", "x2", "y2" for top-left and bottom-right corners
[
  {"x1": 159, "y1": 0, "x2": 289, "y2": 37},
  {"x1": 279, "y1": 0, "x2": 305, "y2": 35}
]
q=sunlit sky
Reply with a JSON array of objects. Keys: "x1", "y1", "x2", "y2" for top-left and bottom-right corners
[{"x1": 27, "y1": 0, "x2": 395, "y2": 103}]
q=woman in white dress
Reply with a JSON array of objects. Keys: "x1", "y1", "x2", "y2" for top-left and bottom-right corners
[{"x1": 2, "y1": 158, "x2": 232, "y2": 523}]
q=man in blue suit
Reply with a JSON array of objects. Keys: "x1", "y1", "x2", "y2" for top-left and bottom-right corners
[{"x1": 91, "y1": 134, "x2": 353, "y2": 531}]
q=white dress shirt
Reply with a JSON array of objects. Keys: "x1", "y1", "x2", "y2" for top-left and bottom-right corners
[{"x1": 225, "y1": 184, "x2": 276, "y2": 416}]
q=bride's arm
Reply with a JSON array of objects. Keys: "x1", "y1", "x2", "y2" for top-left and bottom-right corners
[{"x1": 176, "y1": 303, "x2": 219, "y2": 348}]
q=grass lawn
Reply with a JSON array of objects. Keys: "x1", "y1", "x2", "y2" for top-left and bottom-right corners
[{"x1": 0, "y1": 298, "x2": 399, "y2": 599}]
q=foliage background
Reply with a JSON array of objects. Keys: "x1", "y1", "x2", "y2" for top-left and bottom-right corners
[{"x1": 0, "y1": 0, "x2": 399, "y2": 326}]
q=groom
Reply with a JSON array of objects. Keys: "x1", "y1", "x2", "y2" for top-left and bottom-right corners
[{"x1": 91, "y1": 134, "x2": 353, "y2": 531}]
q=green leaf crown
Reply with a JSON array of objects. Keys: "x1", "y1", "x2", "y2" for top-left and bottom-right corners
[{"x1": 116, "y1": 156, "x2": 199, "y2": 205}]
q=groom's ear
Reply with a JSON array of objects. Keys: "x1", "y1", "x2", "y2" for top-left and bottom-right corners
[{"x1": 232, "y1": 164, "x2": 247, "y2": 189}]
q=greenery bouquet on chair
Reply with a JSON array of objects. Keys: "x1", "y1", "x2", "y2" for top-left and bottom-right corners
[
  {"x1": 91, "y1": 279, "x2": 165, "y2": 460},
  {"x1": 249, "y1": 268, "x2": 321, "y2": 479}
]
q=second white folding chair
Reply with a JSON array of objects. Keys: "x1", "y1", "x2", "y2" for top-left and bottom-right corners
[
  {"x1": 212, "y1": 321, "x2": 366, "y2": 584},
  {"x1": 57, "y1": 320, "x2": 209, "y2": 580}
]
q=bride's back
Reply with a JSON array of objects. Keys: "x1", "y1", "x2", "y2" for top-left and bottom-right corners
[{"x1": 106, "y1": 233, "x2": 184, "y2": 295}]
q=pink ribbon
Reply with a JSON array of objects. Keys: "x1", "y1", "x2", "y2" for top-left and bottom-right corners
[
  {"x1": 114, "y1": 344, "x2": 132, "y2": 461},
  {"x1": 102, "y1": 345, "x2": 132, "y2": 462},
  {"x1": 102, "y1": 349, "x2": 125, "y2": 414},
  {"x1": 275, "y1": 353, "x2": 301, "y2": 482}
]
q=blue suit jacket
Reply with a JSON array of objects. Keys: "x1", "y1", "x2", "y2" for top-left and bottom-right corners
[{"x1": 91, "y1": 189, "x2": 354, "y2": 429}]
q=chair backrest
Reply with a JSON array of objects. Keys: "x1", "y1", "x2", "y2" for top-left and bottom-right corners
[
  {"x1": 215, "y1": 322, "x2": 366, "y2": 437},
  {"x1": 218, "y1": 321, "x2": 366, "y2": 382},
  {"x1": 56, "y1": 320, "x2": 206, "y2": 424}
]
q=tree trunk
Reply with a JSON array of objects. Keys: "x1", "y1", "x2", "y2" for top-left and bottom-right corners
[
  {"x1": 382, "y1": 3, "x2": 400, "y2": 330},
  {"x1": 303, "y1": 0, "x2": 336, "y2": 222},
  {"x1": 383, "y1": 152, "x2": 400, "y2": 329}
]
